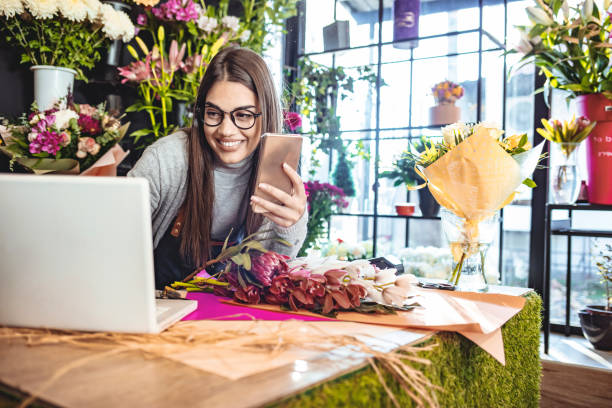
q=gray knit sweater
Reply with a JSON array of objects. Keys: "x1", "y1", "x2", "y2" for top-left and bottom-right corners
[{"x1": 127, "y1": 131, "x2": 307, "y2": 258}]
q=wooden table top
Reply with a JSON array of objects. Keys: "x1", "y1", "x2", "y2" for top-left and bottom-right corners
[
  {"x1": 0, "y1": 323, "x2": 428, "y2": 408},
  {"x1": 0, "y1": 285, "x2": 531, "y2": 407}
]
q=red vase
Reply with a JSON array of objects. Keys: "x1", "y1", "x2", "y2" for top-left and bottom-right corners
[{"x1": 574, "y1": 94, "x2": 612, "y2": 205}]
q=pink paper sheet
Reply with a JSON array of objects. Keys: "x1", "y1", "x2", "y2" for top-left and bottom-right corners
[{"x1": 182, "y1": 292, "x2": 332, "y2": 322}]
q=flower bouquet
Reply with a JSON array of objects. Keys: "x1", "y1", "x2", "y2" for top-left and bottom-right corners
[
  {"x1": 408, "y1": 121, "x2": 545, "y2": 291},
  {"x1": 430, "y1": 80, "x2": 464, "y2": 126},
  {"x1": 0, "y1": 103, "x2": 129, "y2": 175},
  {"x1": 171, "y1": 232, "x2": 419, "y2": 317},
  {"x1": 537, "y1": 115, "x2": 596, "y2": 203}
]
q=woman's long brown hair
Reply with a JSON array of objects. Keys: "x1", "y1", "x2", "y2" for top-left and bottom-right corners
[{"x1": 180, "y1": 47, "x2": 282, "y2": 267}]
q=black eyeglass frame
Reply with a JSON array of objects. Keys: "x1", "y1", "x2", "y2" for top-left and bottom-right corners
[{"x1": 201, "y1": 102, "x2": 262, "y2": 130}]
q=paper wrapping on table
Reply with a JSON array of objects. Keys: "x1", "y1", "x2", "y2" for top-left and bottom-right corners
[
  {"x1": 163, "y1": 320, "x2": 428, "y2": 380},
  {"x1": 223, "y1": 288, "x2": 527, "y2": 365}
]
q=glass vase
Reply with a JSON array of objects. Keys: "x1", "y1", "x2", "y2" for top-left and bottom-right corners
[
  {"x1": 551, "y1": 142, "x2": 581, "y2": 204},
  {"x1": 440, "y1": 208, "x2": 499, "y2": 292}
]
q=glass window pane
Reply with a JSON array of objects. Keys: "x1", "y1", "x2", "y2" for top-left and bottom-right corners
[
  {"x1": 329, "y1": 215, "x2": 374, "y2": 253},
  {"x1": 381, "y1": 0, "x2": 480, "y2": 43},
  {"x1": 304, "y1": 0, "x2": 335, "y2": 54}
]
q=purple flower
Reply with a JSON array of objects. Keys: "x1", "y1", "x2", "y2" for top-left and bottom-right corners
[
  {"x1": 28, "y1": 129, "x2": 63, "y2": 156},
  {"x1": 137, "y1": 13, "x2": 147, "y2": 26},
  {"x1": 152, "y1": 0, "x2": 199, "y2": 22}
]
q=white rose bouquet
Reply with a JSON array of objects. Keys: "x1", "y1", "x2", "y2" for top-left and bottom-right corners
[{"x1": 0, "y1": 0, "x2": 135, "y2": 80}]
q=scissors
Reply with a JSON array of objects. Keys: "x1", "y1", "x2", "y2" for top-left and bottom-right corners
[{"x1": 418, "y1": 282, "x2": 456, "y2": 291}]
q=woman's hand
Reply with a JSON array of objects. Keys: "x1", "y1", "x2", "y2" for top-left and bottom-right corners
[{"x1": 250, "y1": 163, "x2": 306, "y2": 228}]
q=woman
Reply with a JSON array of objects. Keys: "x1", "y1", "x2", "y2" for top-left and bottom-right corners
[{"x1": 129, "y1": 47, "x2": 307, "y2": 289}]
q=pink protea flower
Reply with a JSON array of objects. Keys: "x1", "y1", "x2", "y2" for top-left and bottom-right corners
[
  {"x1": 235, "y1": 285, "x2": 261, "y2": 304},
  {"x1": 251, "y1": 251, "x2": 289, "y2": 286}
]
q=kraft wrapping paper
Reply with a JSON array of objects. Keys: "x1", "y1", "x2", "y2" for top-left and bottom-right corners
[{"x1": 223, "y1": 288, "x2": 527, "y2": 365}]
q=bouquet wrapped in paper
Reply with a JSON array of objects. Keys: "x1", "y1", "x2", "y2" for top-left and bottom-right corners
[
  {"x1": 409, "y1": 122, "x2": 545, "y2": 288},
  {"x1": 0, "y1": 103, "x2": 129, "y2": 176}
]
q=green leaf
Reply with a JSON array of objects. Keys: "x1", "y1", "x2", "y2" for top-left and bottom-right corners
[{"x1": 522, "y1": 178, "x2": 537, "y2": 188}]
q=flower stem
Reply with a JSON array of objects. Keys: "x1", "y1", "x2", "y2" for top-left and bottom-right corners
[{"x1": 451, "y1": 252, "x2": 466, "y2": 286}]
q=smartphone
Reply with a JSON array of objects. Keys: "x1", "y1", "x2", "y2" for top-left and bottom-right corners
[{"x1": 252, "y1": 133, "x2": 303, "y2": 214}]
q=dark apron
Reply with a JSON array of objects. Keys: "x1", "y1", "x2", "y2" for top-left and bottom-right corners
[{"x1": 153, "y1": 213, "x2": 245, "y2": 290}]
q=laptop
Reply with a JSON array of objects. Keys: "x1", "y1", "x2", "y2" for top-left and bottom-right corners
[{"x1": 0, "y1": 174, "x2": 196, "y2": 333}]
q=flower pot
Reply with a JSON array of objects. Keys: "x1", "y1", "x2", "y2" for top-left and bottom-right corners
[
  {"x1": 578, "y1": 305, "x2": 612, "y2": 350},
  {"x1": 574, "y1": 94, "x2": 612, "y2": 205},
  {"x1": 418, "y1": 187, "x2": 440, "y2": 217},
  {"x1": 395, "y1": 202, "x2": 415, "y2": 216},
  {"x1": 30, "y1": 65, "x2": 77, "y2": 111},
  {"x1": 429, "y1": 103, "x2": 460, "y2": 126},
  {"x1": 103, "y1": 1, "x2": 132, "y2": 66}
]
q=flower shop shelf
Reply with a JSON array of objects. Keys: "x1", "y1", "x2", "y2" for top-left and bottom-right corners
[
  {"x1": 543, "y1": 203, "x2": 612, "y2": 354},
  {"x1": 0, "y1": 291, "x2": 541, "y2": 408},
  {"x1": 332, "y1": 212, "x2": 441, "y2": 220}
]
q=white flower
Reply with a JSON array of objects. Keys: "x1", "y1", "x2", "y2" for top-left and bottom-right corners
[
  {"x1": 99, "y1": 4, "x2": 134, "y2": 42},
  {"x1": 221, "y1": 15, "x2": 240, "y2": 32},
  {"x1": 82, "y1": 0, "x2": 101, "y2": 20},
  {"x1": 197, "y1": 15, "x2": 218, "y2": 33},
  {"x1": 473, "y1": 121, "x2": 503, "y2": 140},
  {"x1": 526, "y1": 6, "x2": 553, "y2": 26},
  {"x1": 27, "y1": 132, "x2": 38, "y2": 142},
  {"x1": 24, "y1": 0, "x2": 57, "y2": 19},
  {"x1": 53, "y1": 109, "x2": 78, "y2": 129},
  {"x1": 374, "y1": 268, "x2": 397, "y2": 286},
  {"x1": 240, "y1": 29, "x2": 251, "y2": 42},
  {"x1": 0, "y1": 0, "x2": 24, "y2": 17},
  {"x1": 394, "y1": 273, "x2": 418, "y2": 289},
  {"x1": 582, "y1": 0, "x2": 593, "y2": 20},
  {"x1": 76, "y1": 149, "x2": 87, "y2": 159},
  {"x1": 29, "y1": 113, "x2": 45, "y2": 125},
  {"x1": 344, "y1": 259, "x2": 376, "y2": 280},
  {"x1": 382, "y1": 285, "x2": 411, "y2": 306},
  {"x1": 441, "y1": 122, "x2": 471, "y2": 147},
  {"x1": 58, "y1": 0, "x2": 88, "y2": 22}
]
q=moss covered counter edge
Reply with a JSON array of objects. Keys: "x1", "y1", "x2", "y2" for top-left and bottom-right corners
[{"x1": 271, "y1": 292, "x2": 542, "y2": 408}]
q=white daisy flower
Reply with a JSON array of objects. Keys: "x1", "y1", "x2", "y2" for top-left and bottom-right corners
[
  {"x1": 116, "y1": 10, "x2": 135, "y2": 42},
  {"x1": 221, "y1": 15, "x2": 240, "y2": 33},
  {"x1": 197, "y1": 15, "x2": 218, "y2": 33},
  {"x1": 240, "y1": 29, "x2": 251, "y2": 42},
  {"x1": 0, "y1": 0, "x2": 24, "y2": 18},
  {"x1": 53, "y1": 109, "x2": 78, "y2": 130},
  {"x1": 58, "y1": 0, "x2": 89, "y2": 22},
  {"x1": 24, "y1": 0, "x2": 57, "y2": 19}
]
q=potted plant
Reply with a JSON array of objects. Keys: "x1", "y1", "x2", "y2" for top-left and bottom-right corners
[
  {"x1": 379, "y1": 138, "x2": 440, "y2": 217},
  {"x1": 578, "y1": 242, "x2": 612, "y2": 350},
  {"x1": 289, "y1": 57, "x2": 378, "y2": 195},
  {"x1": 429, "y1": 80, "x2": 464, "y2": 126},
  {"x1": 512, "y1": 0, "x2": 612, "y2": 204},
  {"x1": 0, "y1": 0, "x2": 135, "y2": 110}
]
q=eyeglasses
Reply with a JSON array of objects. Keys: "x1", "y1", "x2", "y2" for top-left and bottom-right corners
[{"x1": 202, "y1": 102, "x2": 262, "y2": 130}]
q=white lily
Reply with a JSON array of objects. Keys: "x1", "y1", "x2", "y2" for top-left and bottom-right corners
[
  {"x1": 526, "y1": 6, "x2": 554, "y2": 26},
  {"x1": 582, "y1": 0, "x2": 593, "y2": 20}
]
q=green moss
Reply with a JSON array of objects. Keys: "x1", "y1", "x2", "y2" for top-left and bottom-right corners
[{"x1": 271, "y1": 292, "x2": 541, "y2": 408}]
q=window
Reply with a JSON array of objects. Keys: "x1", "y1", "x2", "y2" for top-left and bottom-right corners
[{"x1": 292, "y1": 0, "x2": 536, "y2": 286}]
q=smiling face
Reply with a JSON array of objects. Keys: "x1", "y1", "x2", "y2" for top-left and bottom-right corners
[{"x1": 203, "y1": 80, "x2": 262, "y2": 164}]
